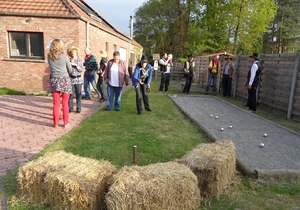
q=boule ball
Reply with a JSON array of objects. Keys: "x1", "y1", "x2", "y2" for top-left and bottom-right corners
[
  {"x1": 263, "y1": 133, "x2": 268, "y2": 137},
  {"x1": 259, "y1": 143, "x2": 264, "y2": 148},
  {"x1": 220, "y1": 127, "x2": 224, "y2": 131},
  {"x1": 215, "y1": 116, "x2": 218, "y2": 119},
  {"x1": 229, "y1": 125, "x2": 233, "y2": 129},
  {"x1": 210, "y1": 114, "x2": 213, "y2": 118}
]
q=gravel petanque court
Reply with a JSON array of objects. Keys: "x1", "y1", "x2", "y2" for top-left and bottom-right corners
[{"x1": 170, "y1": 95, "x2": 300, "y2": 178}]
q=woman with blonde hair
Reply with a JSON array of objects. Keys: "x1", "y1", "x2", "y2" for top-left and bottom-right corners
[{"x1": 48, "y1": 39, "x2": 72, "y2": 128}]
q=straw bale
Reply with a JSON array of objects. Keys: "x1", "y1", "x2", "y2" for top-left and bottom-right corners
[
  {"x1": 18, "y1": 150, "x2": 117, "y2": 210},
  {"x1": 176, "y1": 140, "x2": 236, "y2": 198},
  {"x1": 105, "y1": 162, "x2": 201, "y2": 210}
]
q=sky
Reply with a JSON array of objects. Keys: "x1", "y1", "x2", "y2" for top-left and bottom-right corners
[{"x1": 84, "y1": 0, "x2": 144, "y2": 36}]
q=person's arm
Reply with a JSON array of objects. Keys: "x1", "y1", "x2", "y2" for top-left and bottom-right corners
[
  {"x1": 65, "y1": 56, "x2": 72, "y2": 74},
  {"x1": 208, "y1": 60, "x2": 213, "y2": 69},
  {"x1": 132, "y1": 64, "x2": 139, "y2": 86},
  {"x1": 147, "y1": 65, "x2": 153, "y2": 85}
]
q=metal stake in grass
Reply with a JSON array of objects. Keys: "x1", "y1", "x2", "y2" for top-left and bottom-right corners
[{"x1": 133, "y1": 145, "x2": 137, "y2": 164}]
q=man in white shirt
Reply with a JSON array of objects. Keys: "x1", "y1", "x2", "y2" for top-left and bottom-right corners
[
  {"x1": 158, "y1": 53, "x2": 171, "y2": 92},
  {"x1": 245, "y1": 53, "x2": 262, "y2": 113}
]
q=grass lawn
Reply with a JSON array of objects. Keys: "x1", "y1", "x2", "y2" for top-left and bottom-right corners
[{"x1": 1, "y1": 83, "x2": 300, "y2": 210}]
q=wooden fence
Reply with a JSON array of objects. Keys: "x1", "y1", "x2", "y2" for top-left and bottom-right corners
[{"x1": 170, "y1": 53, "x2": 300, "y2": 120}]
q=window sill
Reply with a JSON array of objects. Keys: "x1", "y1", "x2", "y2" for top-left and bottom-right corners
[{"x1": 2, "y1": 58, "x2": 47, "y2": 63}]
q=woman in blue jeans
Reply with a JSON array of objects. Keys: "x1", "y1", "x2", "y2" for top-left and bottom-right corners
[{"x1": 104, "y1": 51, "x2": 130, "y2": 111}]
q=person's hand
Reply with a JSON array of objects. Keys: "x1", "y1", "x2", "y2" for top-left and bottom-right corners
[
  {"x1": 139, "y1": 80, "x2": 144, "y2": 85},
  {"x1": 248, "y1": 85, "x2": 252, "y2": 89},
  {"x1": 90, "y1": 71, "x2": 95, "y2": 76},
  {"x1": 71, "y1": 63, "x2": 78, "y2": 68}
]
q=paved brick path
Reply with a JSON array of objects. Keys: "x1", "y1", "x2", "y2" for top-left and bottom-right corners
[{"x1": 0, "y1": 95, "x2": 105, "y2": 178}]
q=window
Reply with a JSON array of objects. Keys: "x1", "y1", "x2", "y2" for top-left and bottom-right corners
[{"x1": 9, "y1": 32, "x2": 44, "y2": 59}]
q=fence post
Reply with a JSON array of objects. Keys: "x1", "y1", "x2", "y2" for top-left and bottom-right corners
[
  {"x1": 287, "y1": 53, "x2": 300, "y2": 119},
  {"x1": 232, "y1": 55, "x2": 240, "y2": 98}
]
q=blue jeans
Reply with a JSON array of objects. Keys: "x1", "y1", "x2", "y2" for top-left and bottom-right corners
[
  {"x1": 84, "y1": 71, "x2": 100, "y2": 98},
  {"x1": 205, "y1": 72, "x2": 217, "y2": 93},
  {"x1": 106, "y1": 84, "x2": 123, "y2": 110}
]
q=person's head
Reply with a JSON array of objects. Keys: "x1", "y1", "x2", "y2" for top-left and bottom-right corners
[
  {"x1": 188, "y1": 54, "x2": 194, "y2": 60},
  {"x1": 249, "y1": 53, "x2": 259, "y2": 62},
  {"x1": 161, "y1": 52, "x2": 167, "y2": 59},
  {"x1": 113, "y1": 51, "x2": 120, "y2": 63},
  {"x1": 215, "y1": 54, "x2": 219, "y2": 60},
  {"x1": 99, "y1": 49, "x2": 107, "y2": 58},
  {"x1": 85, "y1": 47, "x2": 91, "y2": 55},
  {"x1": 140, "y1": 55, "x2": 148, "y2": 69},
  {"x1": 225, "y1": 56, "x2": 232, "y2": 63},
  {"x1": 48, "y1": 39, "x2": 64, "y2": 60},
  {"x1": 67, "y1": 46, "x2": 79, "y2": 58}
]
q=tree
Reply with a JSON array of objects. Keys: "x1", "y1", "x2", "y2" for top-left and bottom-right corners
[{"x1": 263, "y1": 0, "x2": 300, "y2": 53}]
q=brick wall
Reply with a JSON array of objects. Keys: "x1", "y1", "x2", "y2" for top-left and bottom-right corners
[{"x1": 0, "y1": 16, "x2": 140, "y2": 93}]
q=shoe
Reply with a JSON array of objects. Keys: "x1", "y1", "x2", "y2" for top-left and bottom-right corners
[
  {"x1": 76, "y1": 110, "x2": 81, "y2": 113},
  {"x1": 105, "y1": 108, "x2": 111, "y2": 111},
  {"x1": 115, "y1": 109, "x2": 120, "y2": 111},
  {"x1": 69, "y1": 109, "x2": 73, "y2": 113},
  {"x1": 213, "y1": 92, "x2": 216, "y2": 96},
  {"x1": 145, "y1": 108, "x2": 152, "y2": 112},
  {"x1": 83, "y1": 97, "x2": 91, "y2": 100},
  {"x1": 243, "y1": 104, "x2": 249, "y2": 107},
  {"x1": 204, "y1": 92, "x2": 208, "y2": 95},
  {"x1": 137, "y1": 112, "x2": 141, "y2": 115},
  {"x1": 53, "y1": 125, "x2": 58, "y2": 128},
  {"x1": 64, "y1": 123, "x2": 70, "y2": 128},
  {"x1": 249, "y1": 109, "x2": 256, "y2": 113}
]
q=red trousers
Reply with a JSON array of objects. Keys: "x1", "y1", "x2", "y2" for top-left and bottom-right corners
[{"x1": 52, "y1": 91, "x2": 70, "y2": 126}]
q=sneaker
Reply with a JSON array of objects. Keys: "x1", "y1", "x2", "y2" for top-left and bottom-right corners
[
  {"x1": 145, "y1": 108, "x2": 152, "y2": 112},
  {"x1": 204, "y1": 92, "x2": 208, "y2": 95}
]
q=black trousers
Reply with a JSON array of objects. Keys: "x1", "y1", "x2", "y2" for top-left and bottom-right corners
[
  {"x1": 135, "y1": 83, "x2": 150, "y2": 113},
  {"x1": 97, "y1": 75, "x2": 107, "y2": 100},
  {"x1": 248, "y1": 85, "x2": 257, "y2": 111},
  {"x1": 182, "y1": 75, "x2": 193, "y2": 94},
  {"x1": 222, "y1": 74, "x2": 232, "y2": 97},
  {"x1": 159, "y1": 73, "x2": 170, "y2": 92}
]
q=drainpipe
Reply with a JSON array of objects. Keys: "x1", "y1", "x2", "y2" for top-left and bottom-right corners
[
  {"x1": 86, "y1": 21, "x2": 90, "y2": 47},
  {"x1": 130, "y1": 16, "x2": 134, "y2": 39}
]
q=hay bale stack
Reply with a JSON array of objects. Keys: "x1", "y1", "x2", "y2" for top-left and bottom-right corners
[
  {"x1": 18, "y1": 150, "x2": 117, "y2": 210},
  {"x1": 105, "y1": 162, "x2": 201, "y2": 210},
  {"x1": 176, "y1": 140, "x2": 236, "y2": 198}
]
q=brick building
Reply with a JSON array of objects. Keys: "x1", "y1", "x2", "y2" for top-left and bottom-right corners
[{"x1": 0, "y1": 0, "x2": 142, "y2": 93}]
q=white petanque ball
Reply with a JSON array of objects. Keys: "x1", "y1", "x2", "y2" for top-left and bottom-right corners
[
  {"x1": 210, "y1": 114, "x2": 213, "y2": 118},
  {"x1": 215, "y1": 116, "x2": 218, "y2": 119},
  {"x1": 259, "y1": 143, "x2": 264, "y2": 148},
  {"x1": 229, "y1": 125, "x2": 233, "y2": 129},
  {"x1": 263, "y1": 133, "x2": 268, "y2": 137},
  {"x1": 220, "y1": 127, "x2": 224, "y2": 131}
]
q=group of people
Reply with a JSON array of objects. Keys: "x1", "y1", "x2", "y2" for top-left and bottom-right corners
[
  {"x1": 48, "y1": 38, "x2": 261, "y2": 127},
  {"x1": 47, "y1": 39, "x2": 133, "y2": 127},
  {"x1": 204, "y1": 53, "x2": 262, "y2": 113}
]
